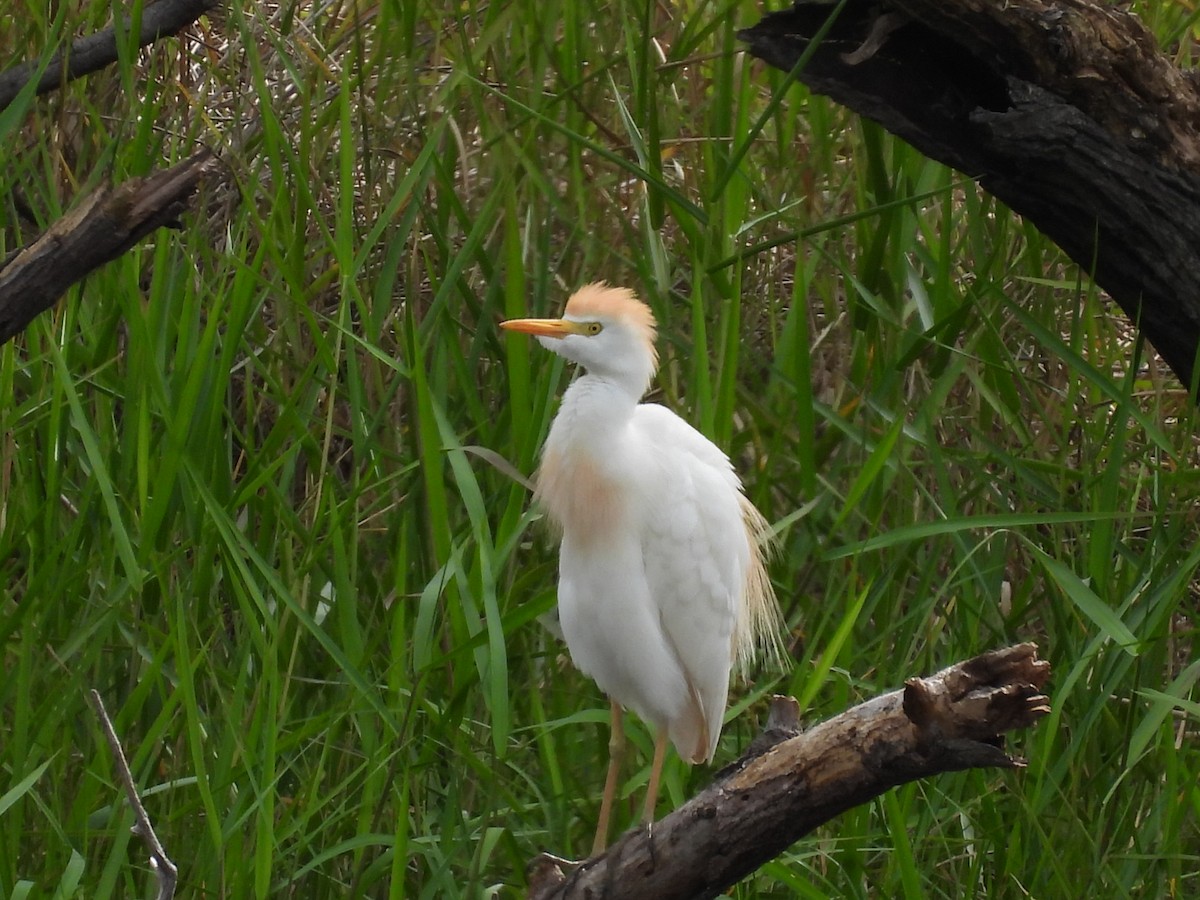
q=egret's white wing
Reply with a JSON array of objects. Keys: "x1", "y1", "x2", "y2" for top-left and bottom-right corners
[{"x1": 629, "y1": 404, "x2": 751, "y2": 763}]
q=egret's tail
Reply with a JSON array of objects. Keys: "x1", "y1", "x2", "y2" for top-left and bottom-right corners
[{"x1": 734, "y1": 495, "x2": 786, "y2": 676}]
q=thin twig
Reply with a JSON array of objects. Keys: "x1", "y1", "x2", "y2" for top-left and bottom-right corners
[{"x1": 88, "y1": 690, "x2": 179, "y2": 900}]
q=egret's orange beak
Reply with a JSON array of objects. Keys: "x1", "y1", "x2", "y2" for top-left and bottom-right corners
[{"x1": 500, "y1": 317, "x2": 584, "y2": 339}]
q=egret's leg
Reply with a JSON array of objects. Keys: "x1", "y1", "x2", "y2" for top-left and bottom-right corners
[
  {"x1": 592, "y1": 700, "x2": 625, "y2": 856},
  {"x1": 642, "y1": 729, "x2": 669, "y2": 824}
]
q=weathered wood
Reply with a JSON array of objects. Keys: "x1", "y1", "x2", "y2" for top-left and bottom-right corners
[
  {"x1": 528, "y1": 643, "x2": 1051, "y2": 899},
  {"x1": 740, "y1": 0, "x2": 1200, "y2": 393},
  {"x1": 0, "y1": 149, "x2": 214, "y2": 345},
  {"x1": 0, "y1": 0, "x2": 217, "y2": 111}
]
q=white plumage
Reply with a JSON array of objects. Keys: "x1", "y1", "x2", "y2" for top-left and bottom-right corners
[{"x1": 502, "y1": 283, "x2": 781, "y2": 850}]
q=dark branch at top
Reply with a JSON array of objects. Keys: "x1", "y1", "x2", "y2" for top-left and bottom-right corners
[
  {"x1": 0, "y1": 0, "x2": 218, "y2": 111},
  {"x1": 741, "y1": 0, "x2": 1200, "y2": 394}
]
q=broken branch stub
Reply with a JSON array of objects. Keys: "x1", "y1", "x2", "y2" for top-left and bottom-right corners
[{"x1": 0, "y1": 149, "x2": 214, "y2": 346}]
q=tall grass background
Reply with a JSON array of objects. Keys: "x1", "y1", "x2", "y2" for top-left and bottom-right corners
[{"x1": 1, "y1": 0, "x2": 1197, "y2": 896}]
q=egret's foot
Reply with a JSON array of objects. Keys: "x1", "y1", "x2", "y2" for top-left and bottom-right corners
[
  {"x1": 644, "y1": 818, "x2": 659, "y2": 868},
  {"x1": 532, "y1": 852, "x2": 582, "y2": 869}
]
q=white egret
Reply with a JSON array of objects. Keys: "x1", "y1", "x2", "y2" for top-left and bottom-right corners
[{"x1": 502, "y1": 283, "x2": 782, "y2": 854}]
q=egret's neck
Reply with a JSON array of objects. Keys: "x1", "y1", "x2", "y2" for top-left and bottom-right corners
[
  {"x1": 547, "y1": 372, "x2": 641, "y2": 455},
  {"x1": 536, "y1": 372, "x2": 642, "y2": 539}
]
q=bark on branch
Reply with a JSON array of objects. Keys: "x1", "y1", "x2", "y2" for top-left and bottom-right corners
[
  {"x1": 527, "y1": 643, "x2": 1051, "y2": 899},
  {"x1": 740, "y1": 0, "x2": 1200, "y2": 394},
  {"x1": 0, "y1": 149, "x2": 215, "y2": 345},
  {"x1": 0, "y1": 0, "x2": 217, "y2": 111}
]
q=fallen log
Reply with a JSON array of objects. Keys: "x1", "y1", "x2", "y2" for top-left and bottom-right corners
[{"x1": 528, "y1": 643, "x2": 1051, "y2": 899}]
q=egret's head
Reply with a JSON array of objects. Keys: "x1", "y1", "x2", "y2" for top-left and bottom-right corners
[{"x1": 501, "y1": 283, "x2": 659, "y2": 395}]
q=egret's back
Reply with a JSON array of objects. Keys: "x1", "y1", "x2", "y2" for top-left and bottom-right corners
[{"x1": 630, "y1": 404, "x2": 781, "y2": 762}]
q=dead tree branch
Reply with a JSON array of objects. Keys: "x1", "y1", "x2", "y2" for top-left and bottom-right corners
[
  {"x1": 0, "y1": 149, "x2": 215, "y2": 346},
  {"x1": 740, "y1": 0, "x2": 1200, "y2": 394},
  {"x1": 527, "y1": 643, "x2": 1051, "y2": 899},
  {"x1": 89, "y1": 690, "x2": 178, "y2": 900},
  {"x1": 0, "y1": 0, "x2": 217, "y2": 111}
]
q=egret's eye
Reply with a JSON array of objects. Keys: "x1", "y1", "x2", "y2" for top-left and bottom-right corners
[{"x1": 585, "y1": 322, "x2": 603, "y2": 335}]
